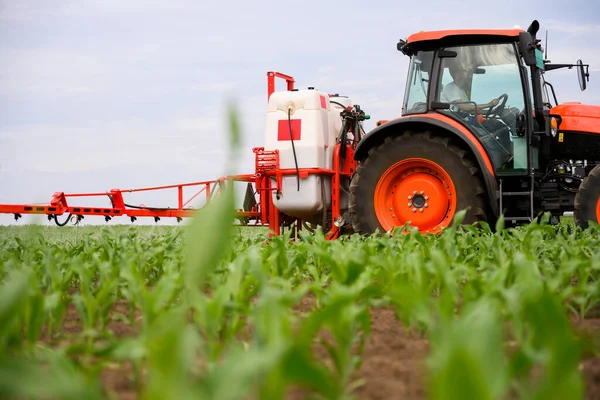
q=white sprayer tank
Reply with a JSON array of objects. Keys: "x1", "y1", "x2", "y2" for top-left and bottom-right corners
[{"x1": 264, "y1": 88, "x2": 352, "y2": 221}]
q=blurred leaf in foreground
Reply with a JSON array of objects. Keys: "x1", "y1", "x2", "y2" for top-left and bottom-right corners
[
  {"x1": 427, "y1": 298, "x2": 510, "y2": 400},
  {"x1": 183, "y1": 102, "x2": 241, "y2": 292}
]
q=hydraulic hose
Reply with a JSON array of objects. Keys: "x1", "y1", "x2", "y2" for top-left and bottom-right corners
[
  {"x1": 288, "y1": 108, "x2": 301, "y2": 191},
  {"x1": 54, "y1": 213, "x2": 72, "y2": 227},
  {"x1": 330, "y1": 100, "x2": 348, "y2": 109}
]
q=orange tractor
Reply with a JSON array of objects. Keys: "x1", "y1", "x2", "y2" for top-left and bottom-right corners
[{"x1": 1, "y1": 20, "x2": 598, "y2": 236}]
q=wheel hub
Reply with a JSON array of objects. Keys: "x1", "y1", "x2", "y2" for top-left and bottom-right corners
[
  {"x1": 409, "y1": 192, "x2": 427, "y2": 209},
  {"x1": 374, "y1": 158, "x2": 456, "y2": 233}
]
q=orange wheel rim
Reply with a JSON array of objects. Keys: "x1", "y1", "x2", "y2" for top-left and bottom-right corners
[
  {"x1": 596, "y1": 197, "x2": 600, "y2": 223},
  {"x1": 374, "y1": 158, "x2": 457, "y2": 233}
]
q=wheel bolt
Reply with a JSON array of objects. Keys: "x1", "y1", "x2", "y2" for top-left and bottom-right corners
[
  {"x1": 408, "y1": 196, "x2": 412, "y2": 200},
  {"x1": 424, "y1": 196, "x2": 429, "y2": 200},
  {"x1": 407, "y1": 202, "x2": 412, "y2": 207},
  {"x1": 413, "y1": 191, "x2": 417, "y2": 195},
  {"x1": 419, "y1": 209, "x2": 424, "y2": 213},
  {"x1": 390, "y1": 208, "x2": 393, "y2": 211},
  {"x1": 424, "y1": 203, "x2": 429, "y2": 208},
  {"x1": 412, "y1": 208, "x2": 417, "y2": 212},
  {"x1": 419, "y1": 191, "x2": 424, "y2": 195}
]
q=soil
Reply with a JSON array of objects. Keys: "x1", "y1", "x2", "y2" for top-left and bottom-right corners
[
  {"x1": 39, "y1": 303, "x2": 600, "y2": 400},
  {"x1": 351, "y1": 308, "x2": 429, "y2": 400},
  {"x1": 574, "y1": 318, "x2": 600, "y2": 400}
]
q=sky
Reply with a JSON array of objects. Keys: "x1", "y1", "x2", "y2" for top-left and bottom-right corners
[{"x1": 1, "y1": 0, "x2": 599, "y2": 226}]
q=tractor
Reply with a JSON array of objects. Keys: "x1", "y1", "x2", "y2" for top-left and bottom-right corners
[{"x1": 348, "y1": 19, "x2": 600, "y2": 234}]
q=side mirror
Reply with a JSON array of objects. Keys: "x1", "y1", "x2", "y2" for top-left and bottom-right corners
[
  {"x1": 577, "y1": 59, "x2": 589, "y2": 91},
  {"x1": 397, "y1": 39, "x2": 412, "y2": 56},
  {"x1": 397, "y1": 39, "x2": 406, "y2": 52}
]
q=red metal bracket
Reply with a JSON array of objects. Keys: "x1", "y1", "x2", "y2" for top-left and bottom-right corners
[{"x1": 267, "y1": 71, "x2": 295, "y2": 100}]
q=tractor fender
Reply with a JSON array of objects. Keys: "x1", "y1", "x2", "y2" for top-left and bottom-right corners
[{"x1": 355, "y1": 114, "x2": 499, "y2": 217}]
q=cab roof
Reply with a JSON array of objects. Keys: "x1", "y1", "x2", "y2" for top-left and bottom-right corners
[
  {"x1": 407, "y1": 29, "x2": 524, "y2": 44},
  {"x1": 402, "y1": 29, "x2": 524, "y2": 54}
]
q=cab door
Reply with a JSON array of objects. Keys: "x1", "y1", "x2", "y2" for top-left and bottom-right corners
[{"x1": 435, "y1": 43, "x2": 531, "y2": 174}]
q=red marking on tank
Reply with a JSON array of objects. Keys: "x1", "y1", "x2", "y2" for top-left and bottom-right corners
[
  {"x1": 278, "y1": 119, "x2": 301, "y2": 141},
  {"x1": 320, "y1": 95, "x2": 327, "y2": 109}
]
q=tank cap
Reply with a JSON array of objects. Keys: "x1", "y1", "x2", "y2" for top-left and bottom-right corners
[
  {"x1": 291, "y1": 89, "x2": 299, "y2": 91},
  {"x1": 308, "y1": 87, "x2": 315, "y2": 90}
]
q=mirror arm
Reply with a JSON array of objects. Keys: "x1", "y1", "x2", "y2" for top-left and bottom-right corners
[{"x1": 545, "y1": 63, "x2": 589, "y2": 71}]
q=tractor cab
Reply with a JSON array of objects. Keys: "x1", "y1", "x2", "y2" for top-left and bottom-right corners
[
  {"x1": 399, "y1": 27, "x2": 543, "y2": 176},
  {"x1": 396, "y1": 21, "x2": 595, "y2": 179}
]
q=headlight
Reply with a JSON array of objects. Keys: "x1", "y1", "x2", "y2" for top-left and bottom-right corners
[{"x1": 550, "y1": 117, "x2": 558, "y2": 137}]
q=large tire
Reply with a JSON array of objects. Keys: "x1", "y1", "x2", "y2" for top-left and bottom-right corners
[
  {"x1": 349, "y1": 131, "x2": 489, "y2": 234},
  {"x1": 574, "y1": 164, "x2": 600, "y2": 230}
]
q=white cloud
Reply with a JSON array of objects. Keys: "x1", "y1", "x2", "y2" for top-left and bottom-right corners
[
  {"x1": 192, "y1": 81, "x2": 240, "y2": 93},
  {"x1": 0, "y1": 49, "x2": 112, "y2": 96},
  {"x1": 0, "y1": 0, "x2": 197, "y2": 20},
  {"x1": 0, "y1": 115, "x2": 229, "y2": 174},
  {"x1": 318, "y1": 65, "x2": 337, "y2": 74},
  {"x1": 544, "y1": 19, "x2": 600, "y2": 38},
  {"x1": 169, "y1": 117, "x2": 219, "y2": 131}
]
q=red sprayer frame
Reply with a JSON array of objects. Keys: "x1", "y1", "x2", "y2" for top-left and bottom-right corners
[
  {"x1": 0, "y1": 71, "x2": 359, "y2": 240},
  {"x1": 267, "y1": 71, "x2": 295, "y2": 100}
]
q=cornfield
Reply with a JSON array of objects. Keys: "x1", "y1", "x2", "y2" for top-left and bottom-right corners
[
  {"x1": 1, "y1": 109, "x2": 599, "y2": 399},
  {"x1": 1, "y1": 210, "x2": 599, "y2": 399}
]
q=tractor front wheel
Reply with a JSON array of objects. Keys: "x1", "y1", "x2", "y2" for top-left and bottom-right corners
[
  {"x1": 574, "y1": 164, "x2": 600, "y2": 230},
  {"x1": 349, "y1": 131, "x2": 489, "y2": 234}
]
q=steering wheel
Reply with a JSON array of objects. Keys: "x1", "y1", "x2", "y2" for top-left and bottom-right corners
[{"x1": 485, "y1": 93, "x2": 508, "y2": 118}]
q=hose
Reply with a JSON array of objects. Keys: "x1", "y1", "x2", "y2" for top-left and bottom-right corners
[
  {"x1": 321, "y1": 174, "x2": 327, "y2": 229},
  {"x1": 54, "y1": 213, "x2": 72, "y2": 227},
  {"x1": 359, "y1": 123, "x2": 367, "y2": 141},
  {"x1": 330, "y1": 100, "x2": 348, "y2": 109},
  {"x1": 288, "y1": 108, "x2": 301, "y2": 191}
]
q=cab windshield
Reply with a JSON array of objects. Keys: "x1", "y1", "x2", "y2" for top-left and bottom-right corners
[{"x1": 402, "y1": 50, "x2": 433, "y2": 115}]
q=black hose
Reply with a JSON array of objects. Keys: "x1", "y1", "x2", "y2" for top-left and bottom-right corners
[
  {"x1": 338, "y1": 120, "x2": 349, "y2": 161},
  {"x1": 330, "y1": 100, "x2": 348, "y2": 109},
  {"x1": 121, "y1": 188, "x2": 224, "y2": 211},
  {"x1": 54, "y1": 213, "x2": 72, "y2": 227},
  {"x1": 288, "y1": 108, "x2": 300, "y2": 191},
  {"x1": 359, "y1": 123, "x2": 367, "y2": 141},
  {"x1": 321, "y1": 175, "x2": 327, "y2": 229}
]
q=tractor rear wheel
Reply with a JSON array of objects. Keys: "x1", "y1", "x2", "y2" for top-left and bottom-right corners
[
  {"x1": 349, "y1": 131, "x2": 489, "y2": 234},
  {"x1": 574, "y1": 164, "x2": 600, "y2": 230}
]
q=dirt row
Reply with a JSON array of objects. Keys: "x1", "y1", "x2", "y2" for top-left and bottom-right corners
[{"x1": 40, "y1": 302, "x2": 600, "y2": 400}]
